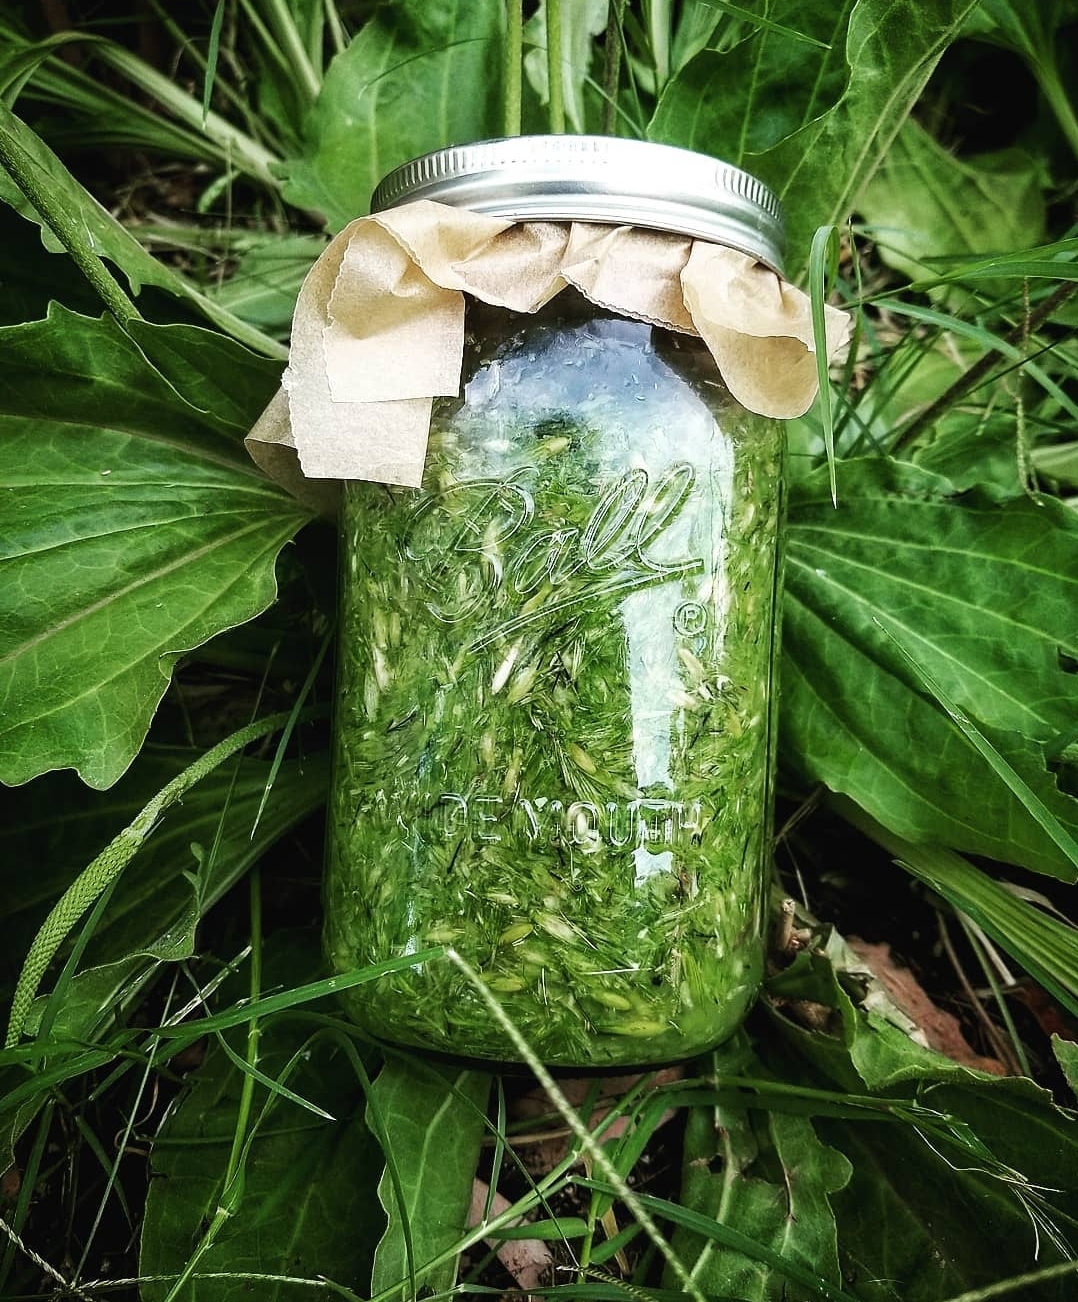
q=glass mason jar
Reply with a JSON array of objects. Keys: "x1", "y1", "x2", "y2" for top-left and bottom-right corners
[{"x1": 325, "y1": 138, "x2": 787, "y2": 1068}]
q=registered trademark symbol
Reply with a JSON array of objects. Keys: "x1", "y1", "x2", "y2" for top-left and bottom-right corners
[{"x1": 673, "y1": 601, "x2": 709, "y2": 636}]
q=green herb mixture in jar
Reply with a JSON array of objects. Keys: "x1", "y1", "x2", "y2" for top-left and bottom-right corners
[{"x1": 325, "y1": 290, "x2": 784, "y2": 1067}]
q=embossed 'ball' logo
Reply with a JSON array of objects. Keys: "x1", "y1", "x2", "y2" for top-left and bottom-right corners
[{"x1": 402, "y1": 463, "x2": 705, "y2": 648}]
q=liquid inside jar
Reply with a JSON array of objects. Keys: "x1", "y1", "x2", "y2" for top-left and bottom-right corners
[{"x1": 325, "y1": 291, "x2": 784, "y2": 1067}]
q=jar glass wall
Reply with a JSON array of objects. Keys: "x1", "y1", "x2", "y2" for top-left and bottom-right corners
[{"x1": 324, "y1": 289, "x2": 784, "y2": 1067}]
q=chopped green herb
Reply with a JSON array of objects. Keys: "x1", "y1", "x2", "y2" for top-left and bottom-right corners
[{"x1": 325, "y1": 294, "x2": 784, "y2": 1066}]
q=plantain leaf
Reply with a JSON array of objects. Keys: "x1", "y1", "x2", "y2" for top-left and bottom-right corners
[
  {"x1": 857, "y1": 118, "x2": 1045, "y2": 288},
  {"x1": 782, "y1": 456, "x2": 1078, "y2": 877},
  {"x1": 647, "y1": 0, "x2": 980, "y2": 269},
  {"x1": 670, "y1": 1036, "x2": 852, "y2": 1301},
  {"x1": 1054, "y1": 1036, "x2": 1078, "y2": 1099},
  {"x1": 140, "y1": 931, "x2": 383, "y2": 1302},
  {"x1": 279, "y1": 0, "x2": 504, "y2": 230},
  {"x1": 205, "y1": 234, "x2": 327, "y2": 336},
  {"x1": 762, "y1": 929, "x2": 1078, "y2": 1300},
  {"x1": 0, "y1": 306, "x2": 311, "y2": 789},
  {"x1": 368, "y1": 1057, "x2": 491, "y2": 1300}
]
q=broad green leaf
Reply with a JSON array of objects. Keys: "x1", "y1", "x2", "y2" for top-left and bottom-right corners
[
  {"x1": 857, "y1": 118, "x2": 1045, "y2": 289},
  {"x1": 650, "y1": 0, "x2": 848, "y2": 162},
  {"x1": 140, "y1": 931, "x2": 384, "y2": 1302},
  {"x1": 279, "y1": 0, "x2": 504, "y2": 230},
  {"x1": 822, "y1": 1119, "x2": 1071, "y2": 1301},
  {"x1": 782, "y1": 456, "x2": 1078, "y2": 877},
  {"x1": 125, "y1": 320, "x2": 286, "y2": 439},
  {"x1": 369, "y1": 1058, "x2": 491, "y2": 1300},
  {"x1": 205, "y1": 234, "x2": 327, "y2": 336},
  {"x1": 0, "y1": 306, "x2": 311, "y2": 788},
  {"x1": 910, "y1": 415, "x2": 1027, "y2": 499},
  {"x1": 1054, "y1": 1036, "x2": 1078, "y2": 1099},
  {"x1": 670, "y1": 1038, "x2": 851, "y2": 1301},
  {"x1": 648, "y1": 0, "x2": 979, "y2": 269},
  {"x1": 760, "y1": 926, "x2": 1078, "y2": 1300}
]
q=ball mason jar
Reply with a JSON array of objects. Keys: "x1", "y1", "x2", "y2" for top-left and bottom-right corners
[{"x1": 325, "y1": 137, "x2": 787, "y2": 1067}]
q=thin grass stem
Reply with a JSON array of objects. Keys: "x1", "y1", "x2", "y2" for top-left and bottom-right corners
[
  {"x1": 1038, "y1": 66, "x2": 1078, "y2": 165},
  {"x1": 0, "y1": 1216, "x2": 95, "y2": 1302},
  {"x1": 4, "y1": 711, "x2": 301, "y2": 1048},
  {"x1": 149, "y1": 947, "x2": 446, "y2": 1049},
  {"x1": 485, "y1": 1077, "x2": 508, "y2": 1222},
  {"x1": 601, "y1": 0, "x2": 626, "y2": 135},
  {"x1": 263, "y1": 0, "x2": 322, "y2": 102},
  {"x1": 504, "y1": 0, "x2": 523, "y2": 136},
  {"x1": 202, "y1": 0, "x2": 226, "y2": 125},
  {"x1": 808, "y1": 224, "x2": 841, "y2": 504},
  {"x1": 546, "y1": 0, "x2": 565, "y2": 133},
  {"x1": 223, "y1": 867, "x2": 264, "y2": 1189},
  {"x1": 73, "y1": 973, "x2": 182, "y2": 1285},
  {"x1": 251, "y1": 631, "x2": 330, "y2": 838},
  {"x1": 892, "y1": 279, "x2": 1078, "y2": 454},
  {"x1": 937, "y1": 911, "x2": 1020, "y2": 1075},
  {"x1": 0, "y1": 99, "x2": 139, "y2": 327},
  {"x1": 936, "y1": 1258, "x2": 1078, "y2": 1302},
  {"x1": 445, "y1": 948, "x2": 708, "y2": 1302},
  {"x1": 324, "y1": 0, "x2": 348, "y2": 55},
  {"x1": 958, "y1": 913, "x2": 1033, "y2": 1079}
]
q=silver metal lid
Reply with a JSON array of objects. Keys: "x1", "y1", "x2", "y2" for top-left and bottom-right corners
[{"x1": 371, "y1": 135, "x2": 785, "y2": 274}]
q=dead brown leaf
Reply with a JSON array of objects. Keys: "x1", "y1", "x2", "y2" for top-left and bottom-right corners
[
  {"x1": 468, "y1": 1177, "x2": 553, "y2": 1294},
  {"x1": 849, "y1": 938, "x2": 1006, "y2": 1075},
  {"x1": 509, "y1": 1067, "x2": 683, "y2": 1175}
]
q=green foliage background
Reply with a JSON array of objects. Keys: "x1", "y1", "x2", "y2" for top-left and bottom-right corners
[{"x1": 3, "y1": 1, "x2": 1078, "y2": 1299}]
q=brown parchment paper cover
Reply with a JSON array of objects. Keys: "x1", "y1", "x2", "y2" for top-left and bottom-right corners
[{"x1": 246, "y1": 199, "x2": 850, "y2": 500}]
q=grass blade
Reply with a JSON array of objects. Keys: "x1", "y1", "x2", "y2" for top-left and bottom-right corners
[
  {"x1": 201, "y1": 0, "x2": 226, "y2": 126},
  {"x1": 809, "y1": 224, "x2": 841, "y2": 505},
  {"x1": 839, "y1": 797, "x2": 1078, "y2": 1021}
]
